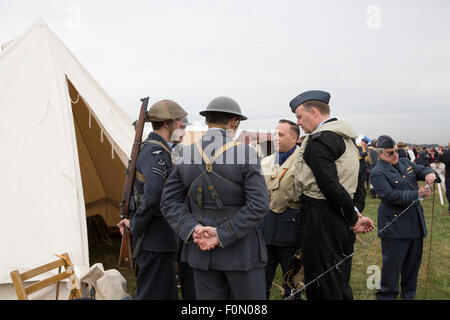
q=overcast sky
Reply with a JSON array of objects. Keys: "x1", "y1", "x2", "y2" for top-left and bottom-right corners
[{"x1": 1, "y1": 0, "x2": 449, "y2": 144}]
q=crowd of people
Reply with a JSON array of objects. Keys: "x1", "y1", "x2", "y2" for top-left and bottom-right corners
[{"x1": 116, "y1": 90, "x2": 448, "y2": 301}]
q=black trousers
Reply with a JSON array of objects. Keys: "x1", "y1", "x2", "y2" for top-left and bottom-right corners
[
  {"x1": 135, "y1": 250, "x2": 177, "y2": 300},
  {"x1": 178, "y1": 261, "x2": 196, "y2": 300},
  {"x1": 265, "y1": 245, "x2": 297, "y2": 298},
  {"x1": 300, "y1": 198, "x2": 355, "y2": 300},
  {"x1": 193, "y1": 267, "x2": 266, "y2": 300},
  {"x1": 376, "y1": 238, "x2": 423, "y2": 300}
]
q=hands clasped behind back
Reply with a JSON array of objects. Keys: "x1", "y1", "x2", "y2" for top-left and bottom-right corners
[{"x1": 193, "y1": 225, "x2": 220, "y2": 251}]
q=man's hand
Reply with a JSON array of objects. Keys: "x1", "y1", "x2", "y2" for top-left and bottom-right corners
[
  {"x1": 418, "y1": 185, "x2": 432, "y2": 199},
  {"x1": 351, "y1": 216, "x2": 375, "y2": 234},
  {"x1": 425, "y1": 173, "x2": 436, "y2": 185},
  {"x1": 193, "y1": 225, "x2": 220, "y2": 251},
  {"x1": 117, "y1": 218, "x2": 130, "y2": 236}
]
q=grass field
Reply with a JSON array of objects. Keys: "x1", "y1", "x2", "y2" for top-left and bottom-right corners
[{"x1": 91, "y1": 181, "x2": 449, "y2": 300}]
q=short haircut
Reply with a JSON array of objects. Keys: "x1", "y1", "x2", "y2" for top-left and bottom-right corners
[
  {"x1": 151, "y1": 120, "x2": 173, "y2": 130},
  {"x1": 279, "y1": 119, "x2": 300, "y2": 139},
  {"x1": 151, "y1": 121, "x2": 164, "y2": 130},
  {"x1": 204, "y1": 111, "x2": 240, "y2": 126},
  {"x1": 302, "y1": 100, "x2": 330, "y2": 115}
]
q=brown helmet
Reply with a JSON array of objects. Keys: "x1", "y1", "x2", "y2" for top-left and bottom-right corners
[{"x1": 145, "y1": 99, "x2": 188, "y2": 122}]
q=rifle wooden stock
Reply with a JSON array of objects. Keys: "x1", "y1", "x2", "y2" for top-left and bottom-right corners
[{"x1": 118, "y1": 97, "x2": 149, "y2": 269}]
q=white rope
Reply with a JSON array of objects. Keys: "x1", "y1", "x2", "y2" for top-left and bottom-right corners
[{"x1": 70, "y1": 92, "x2": 80, "y2": 104}]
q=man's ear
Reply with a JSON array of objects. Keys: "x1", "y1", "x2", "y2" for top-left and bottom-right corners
[{"x1": 163, "y1": 120, "x2": 172, "y2": 129}]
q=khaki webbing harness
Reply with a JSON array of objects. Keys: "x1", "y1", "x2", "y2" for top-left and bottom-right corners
[
  {"x1": 191, "y1": 140, "x2": 239, "y2": 212},
  {"x1": 194, "y1": 140, "x2": 238, "y2": 173}
]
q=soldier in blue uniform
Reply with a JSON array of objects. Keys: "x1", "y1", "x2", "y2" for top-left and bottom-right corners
[
  {"x1": 160, "y1": 96, "x2": 269, "y2": 300},
  {"x1": 369, "y1": 135, "x2": 438, "y2": 300},
  {"x1": 117, "y1": 99, "x2": 188, "y2": 300}
]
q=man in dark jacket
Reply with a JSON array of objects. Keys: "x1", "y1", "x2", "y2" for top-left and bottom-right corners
[
  {"x1": 117, "y1": 100, "x2": 188, "y2": 300},
  {"x1": 289, "y1": 90, "x2": 374, "y2": 300},
  {"x1": 417, "y1": 147, "x2": 430, "y2": 166},
  {"x1": 370, "y1": 135, "x2": 438, "y2": 300},
  {"x1": 368, "y1": 140, "x2": 379, "y2": 198},
  {"x1": 160, "y1": 97, "x2": 269, "y2": 300}
]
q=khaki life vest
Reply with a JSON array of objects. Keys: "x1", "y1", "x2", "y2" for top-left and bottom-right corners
[
  {"x1": 294, "y1": 120, "x2": 360, "y2": 200},
  {"x1": 261, "y1": 146, "x2": 301, "y2": 213}
]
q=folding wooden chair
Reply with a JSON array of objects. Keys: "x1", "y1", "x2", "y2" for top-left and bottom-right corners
[{"x1": 9, "y1": 252, "x2": 82, "y2": 300}]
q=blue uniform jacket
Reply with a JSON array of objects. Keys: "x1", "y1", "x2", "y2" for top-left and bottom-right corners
[
  {"x1": 130, "y1": 132, "x2": 178, "y2": 253},
  {"x1": 369, "y1": 158, "x2": 435, "y2": 240},
  {"x1": 160, "y1": 128, "x2": 269, "y2": 272}
]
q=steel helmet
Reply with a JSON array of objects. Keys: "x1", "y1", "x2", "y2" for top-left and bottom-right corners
[
  {"x1": 145, "y1": 99, "x2": 188, "y2": 122},
  {"x1": 199, "y1": 96, "x2": 247, "y2": 121}
]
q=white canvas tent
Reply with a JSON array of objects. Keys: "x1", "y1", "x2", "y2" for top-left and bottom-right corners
[{"x1": 0, "y1": 19, "x2": 134, "y2": 298}]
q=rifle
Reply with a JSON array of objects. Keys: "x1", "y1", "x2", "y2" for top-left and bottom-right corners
[{"x1": 118, "y1": 97, "x2": 149, "y2": 269}]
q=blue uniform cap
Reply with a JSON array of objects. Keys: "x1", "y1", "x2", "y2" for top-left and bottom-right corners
[
  {"x1": 289, "y1": 90, "x2": 331, "y2": 113},
  {"x1": 377, "y1": 135, "x2": 396, "y2": 149}
]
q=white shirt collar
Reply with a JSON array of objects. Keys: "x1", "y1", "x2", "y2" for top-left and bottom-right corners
[{"x1": 316, "y1": 117, "x2": 332, "y2": 130}]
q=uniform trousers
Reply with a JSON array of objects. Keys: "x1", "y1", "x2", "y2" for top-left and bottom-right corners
[
  {"x1": 178, "y1": 261, "x2": 196, "y2": 300},
  {"x1": 193, "y1": 267, "x2": 266, "y2": 300},
  {"x1": 376, "y1": 238, "x2": 423, "y2": 300},
  {"x1": 265, "y1": 245, "x2": 297, "y2": 298},
  {"x1": 135, "y1": 250, "x2": 177, "y2": 300},
  {"x1": 300, "y1": 198, "x2": 355, "y2": 300}
]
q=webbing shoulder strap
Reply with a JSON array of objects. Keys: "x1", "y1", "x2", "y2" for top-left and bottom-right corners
[
  {"x1": 195, "y1": 139, "x2": 238, "y2": 165},
  {"x1": 192, "y1": 139, "x2": 239, "y2": 210},
  {"x1": 142, "y1": 139, "x2": 172, "y2": 157}
]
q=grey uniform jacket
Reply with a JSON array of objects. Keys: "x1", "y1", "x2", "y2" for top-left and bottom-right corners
[{"x1": 160, "y1": 128, "x2": 269, "y2": 271}]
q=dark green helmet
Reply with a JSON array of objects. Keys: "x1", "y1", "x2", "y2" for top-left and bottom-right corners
[{"x1": 199, "y1": 96, "x2": 247, "y2": 121}]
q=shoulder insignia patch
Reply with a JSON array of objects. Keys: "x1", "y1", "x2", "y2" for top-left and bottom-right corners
[{"x1": 157, "y1": 158, "x2": 166, "y2": 166}]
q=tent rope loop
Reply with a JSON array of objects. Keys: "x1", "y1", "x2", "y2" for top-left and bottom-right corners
[{"x1": 70, "y1": 92, "x2": 80, "y2": 104}]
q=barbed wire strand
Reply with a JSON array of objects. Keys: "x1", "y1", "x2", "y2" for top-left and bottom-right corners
[{"x1": 286, "y1": 196, "x2": 423, "y2": 300}]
